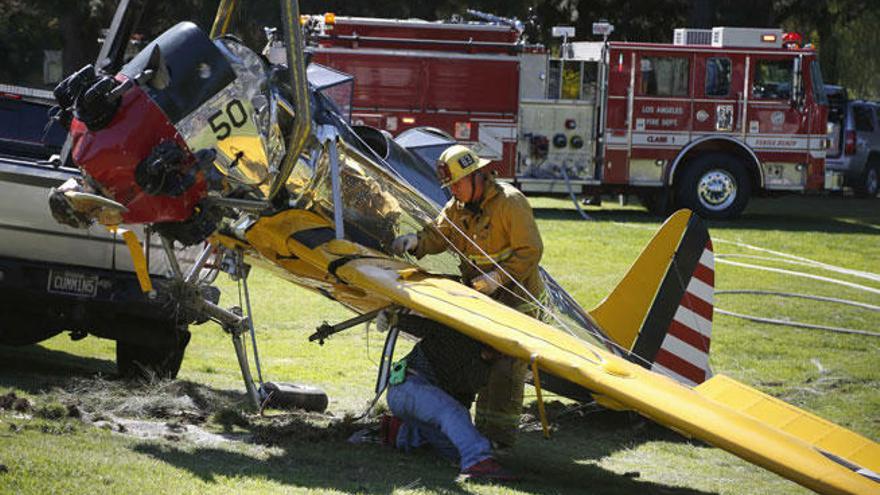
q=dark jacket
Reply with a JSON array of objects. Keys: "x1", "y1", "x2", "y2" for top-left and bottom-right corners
[{"x1": 396, "y1": 314, "x2": 492, "y2": 406}]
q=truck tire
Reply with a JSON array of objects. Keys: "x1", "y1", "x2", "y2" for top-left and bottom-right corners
[
  {"x1": 676, "y1": 153, "x2": 751, "y2": 220},
  {"x1": 854, "y1": 164, "x2": 879, "y2": 198},
  {"x1": 116, "y1": 324, "x2": 191, "y2": 379}
]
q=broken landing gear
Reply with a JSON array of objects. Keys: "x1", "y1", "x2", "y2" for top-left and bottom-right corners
[{"x1": 160, "y1": 239, "x2": 328, "y2": 412}]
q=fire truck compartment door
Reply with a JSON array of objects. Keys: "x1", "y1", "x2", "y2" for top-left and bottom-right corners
[{"x1": 517, "y1": 100, "x2": 595, "y2": 180}]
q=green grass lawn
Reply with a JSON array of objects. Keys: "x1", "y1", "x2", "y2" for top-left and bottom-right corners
[{"x1": 1, "y1": 195, "x2": 877, "y2": 494}]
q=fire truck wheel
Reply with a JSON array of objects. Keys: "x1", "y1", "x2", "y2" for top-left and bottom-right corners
[
  {"x1": 116, "y1": 324, "x2": 191, "y2": 380},
  {"x1": 677, "y1": 153, "x2": 751, "y2": 219},
  {"x1": 854, "y1": 164, "x2": 879, "y2": 198}
]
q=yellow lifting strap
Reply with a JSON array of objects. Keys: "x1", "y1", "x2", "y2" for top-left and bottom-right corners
[
  {"x1": 112, "y1": 227, "x2": 153, "y2": 294},
  {"x1": 210, "y1": 0, "x2": 238, "y2": 38},
  {"x1": 530, "y1": 353, "x2": 551, "y2": 440}
]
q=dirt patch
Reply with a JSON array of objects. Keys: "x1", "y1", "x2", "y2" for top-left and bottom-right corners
[
  {"x1": 46, "y1": 376, "x2": 239, "y2": 424},
  {"x1": 249, "y1": 411, "x2": 361, "y2": 446},
  {"x1": 94, "y1": 415, "x2": 249, "y2": 446},
  {"x1": 7, "y1": 376, "x2": 365, "y2": 449},
  {"x1": 0, "y1": 392, "x2": 31, "y2": 412}
]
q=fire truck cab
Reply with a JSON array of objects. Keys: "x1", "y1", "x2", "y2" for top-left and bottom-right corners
[
  {"x1": 307, "y1": 16, "x2": 831, "y2": 219},
  {"x1": 548, "y1": 28, "x2": 829, "y2": 218}
]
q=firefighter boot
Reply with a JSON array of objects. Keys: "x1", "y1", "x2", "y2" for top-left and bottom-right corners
[{"x1": 475, "y1": 356, "x2": 528, "y2": 448}]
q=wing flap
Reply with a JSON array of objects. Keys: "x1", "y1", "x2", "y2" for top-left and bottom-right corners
[
  {"x1": 338, "y1": 260, "x2": 880, "y2": 495},
  {"x1": 696, "y1": 375, "x2": 880, "y2": 477}
]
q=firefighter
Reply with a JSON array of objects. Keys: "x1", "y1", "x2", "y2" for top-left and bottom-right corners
[{"x1": 390, "y1": 143, "x2": 546, "y2": 448}]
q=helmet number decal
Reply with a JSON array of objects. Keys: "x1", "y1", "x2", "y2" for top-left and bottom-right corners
[
  {"x1": 208, "y1": 99, "x2": 249, "y2": 140},
  {"x1": 458, "y1": 153, "x2": 476, "y2": 169}
]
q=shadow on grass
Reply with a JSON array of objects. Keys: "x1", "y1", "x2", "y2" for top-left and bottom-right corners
[
  {"x1": 2, "y1": 342, "x2": 714, "y2": 493},
  {"x1": 133, "y1": 405, "x2": 713, "y2": 495},
  {"x1": 0, "y1": 343, "x2": 117, "y2": 392},
  {"x1": 0, "y1": 344, "x2": 247, "y2": 410}
]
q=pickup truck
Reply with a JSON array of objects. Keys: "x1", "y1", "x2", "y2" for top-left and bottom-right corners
[{"x1": 0, "y1": 83, "x2": 204, "y2": 378}]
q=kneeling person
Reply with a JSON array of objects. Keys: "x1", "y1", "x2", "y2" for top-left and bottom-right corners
[{"x1": 385, "y1": 314, "x2": 516, "y2": 481}]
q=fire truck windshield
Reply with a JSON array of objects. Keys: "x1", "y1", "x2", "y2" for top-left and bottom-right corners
[{"x1": 753, "y1": 60, "x2": 793, "y2": 100}]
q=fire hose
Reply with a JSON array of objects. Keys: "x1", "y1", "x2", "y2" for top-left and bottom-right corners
[
  {"x1": 715, "y1": 290, "x2": 880, "y2": 338},
  {"x1": 560, "y1": 164, "x2": 591, "y2": 221},
  {"x1": 712, "y1": 249, "x2": 880, "y2": 337}
]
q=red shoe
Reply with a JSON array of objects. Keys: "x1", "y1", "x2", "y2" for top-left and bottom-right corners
[
  {"x1": 460, "y1": 457, "x2": 519, "y2": 482},
  {"x1": 380, "y1": 414, "x2": 403, "y2": 447}
]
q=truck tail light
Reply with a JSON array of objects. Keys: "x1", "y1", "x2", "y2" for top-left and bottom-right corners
[{"x1": 844, "y1": 130, "x2": 856, "y2": 155}]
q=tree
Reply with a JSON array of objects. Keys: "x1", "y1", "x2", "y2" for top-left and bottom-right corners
[{"x1": 771, "y1": 0, "x2": 876, "y2": 85}]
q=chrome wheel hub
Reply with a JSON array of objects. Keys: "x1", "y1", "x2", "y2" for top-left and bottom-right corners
[{"x1": 697, "y1": 169, "x2": 737, "y2": 211}]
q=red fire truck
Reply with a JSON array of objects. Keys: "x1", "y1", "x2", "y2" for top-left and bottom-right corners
[{"x1": 306, "y1": 15, "x2": 833, "y2": 219}]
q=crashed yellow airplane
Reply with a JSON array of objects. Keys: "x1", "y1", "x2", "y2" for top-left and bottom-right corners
[{"x1": 45, "y1": 1, "x2": 878, "y2": 493}]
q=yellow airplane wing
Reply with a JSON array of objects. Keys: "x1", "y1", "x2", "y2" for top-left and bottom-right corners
[
  {"x1": 242, "y1": 207, "x2": 878, "y2": 494},
  {"x1": 336, "y1": 259, "x2": 878, "y2": 495}
]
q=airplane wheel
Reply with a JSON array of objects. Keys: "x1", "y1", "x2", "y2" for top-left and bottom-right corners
[
  {"x1": 262, "y1": 382, "x2": 329, "y2": 412},
  {"x1": 677, "y1": 153, "x2": 751, "y2": 220},
  {"x1": 116, "y1": 324, "x2": 191, "y2": 379}
]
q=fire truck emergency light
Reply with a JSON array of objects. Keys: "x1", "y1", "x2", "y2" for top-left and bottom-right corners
[
  {"x1": 592, "y1": 21, "x2": 614, "y2": 37},
  {"x1": 761, "y1": 34, "x2": 777, "y2": 43},
  {"x1": 552, "y1": 26, "x2": 576, "y2": 38}
]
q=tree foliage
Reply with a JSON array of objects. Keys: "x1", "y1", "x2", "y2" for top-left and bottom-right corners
[{"x1": 0, "y1": 0, "x2": 877, "y2": 98}]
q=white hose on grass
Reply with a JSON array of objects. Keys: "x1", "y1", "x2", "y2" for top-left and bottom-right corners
[
  {"x1": 716, "y1": 259, "x2": 880, "y2": 296},
  {"x1": 716, "y1": 289, "x2": 880, "y2": 337},
  {"x1": 716, "y1": 290, "x2": 880, "y2": 312},
  {"x1": 713, "y1": 237, "x2": 880, "y2": 284},
  {"x1": 714, "y1": 308, "x2": 880, "y2": 338}
]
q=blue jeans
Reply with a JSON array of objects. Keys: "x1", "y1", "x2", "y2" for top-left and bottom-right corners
[{"x1": 387, "y1": 373, "x2": 492, "y2": 470}]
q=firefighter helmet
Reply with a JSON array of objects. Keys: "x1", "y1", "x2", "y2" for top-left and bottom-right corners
[{"x1": 436, "y1": 144, "x2": 491, "y2": 187}]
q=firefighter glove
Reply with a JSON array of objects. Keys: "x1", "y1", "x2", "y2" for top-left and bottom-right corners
[
  {"x1": 471, "y1": 270, "x2": 504, "y2": 295},
  {"x1": 375, "y1": 306, "x2": 409, "y2": 333},
  {"x1": 390, "y1": 233, "x2": 418, "y2": 256},
  {"x1": 375, "y1": 308, "x2": 394, "y2": 333}
]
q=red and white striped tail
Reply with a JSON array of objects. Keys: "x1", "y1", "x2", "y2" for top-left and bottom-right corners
[{"x1": 651, "y1": 240, "x2": 714, "y2": 386}]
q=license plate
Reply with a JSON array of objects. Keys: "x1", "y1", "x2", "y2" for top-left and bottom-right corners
[{"x1": 47, "y1": 270, "x2": 99, "y2": 298}]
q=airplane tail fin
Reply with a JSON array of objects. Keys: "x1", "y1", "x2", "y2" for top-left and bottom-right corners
[{"x1": 588, "y1": 209, "x2": 714, "y2": 386}]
